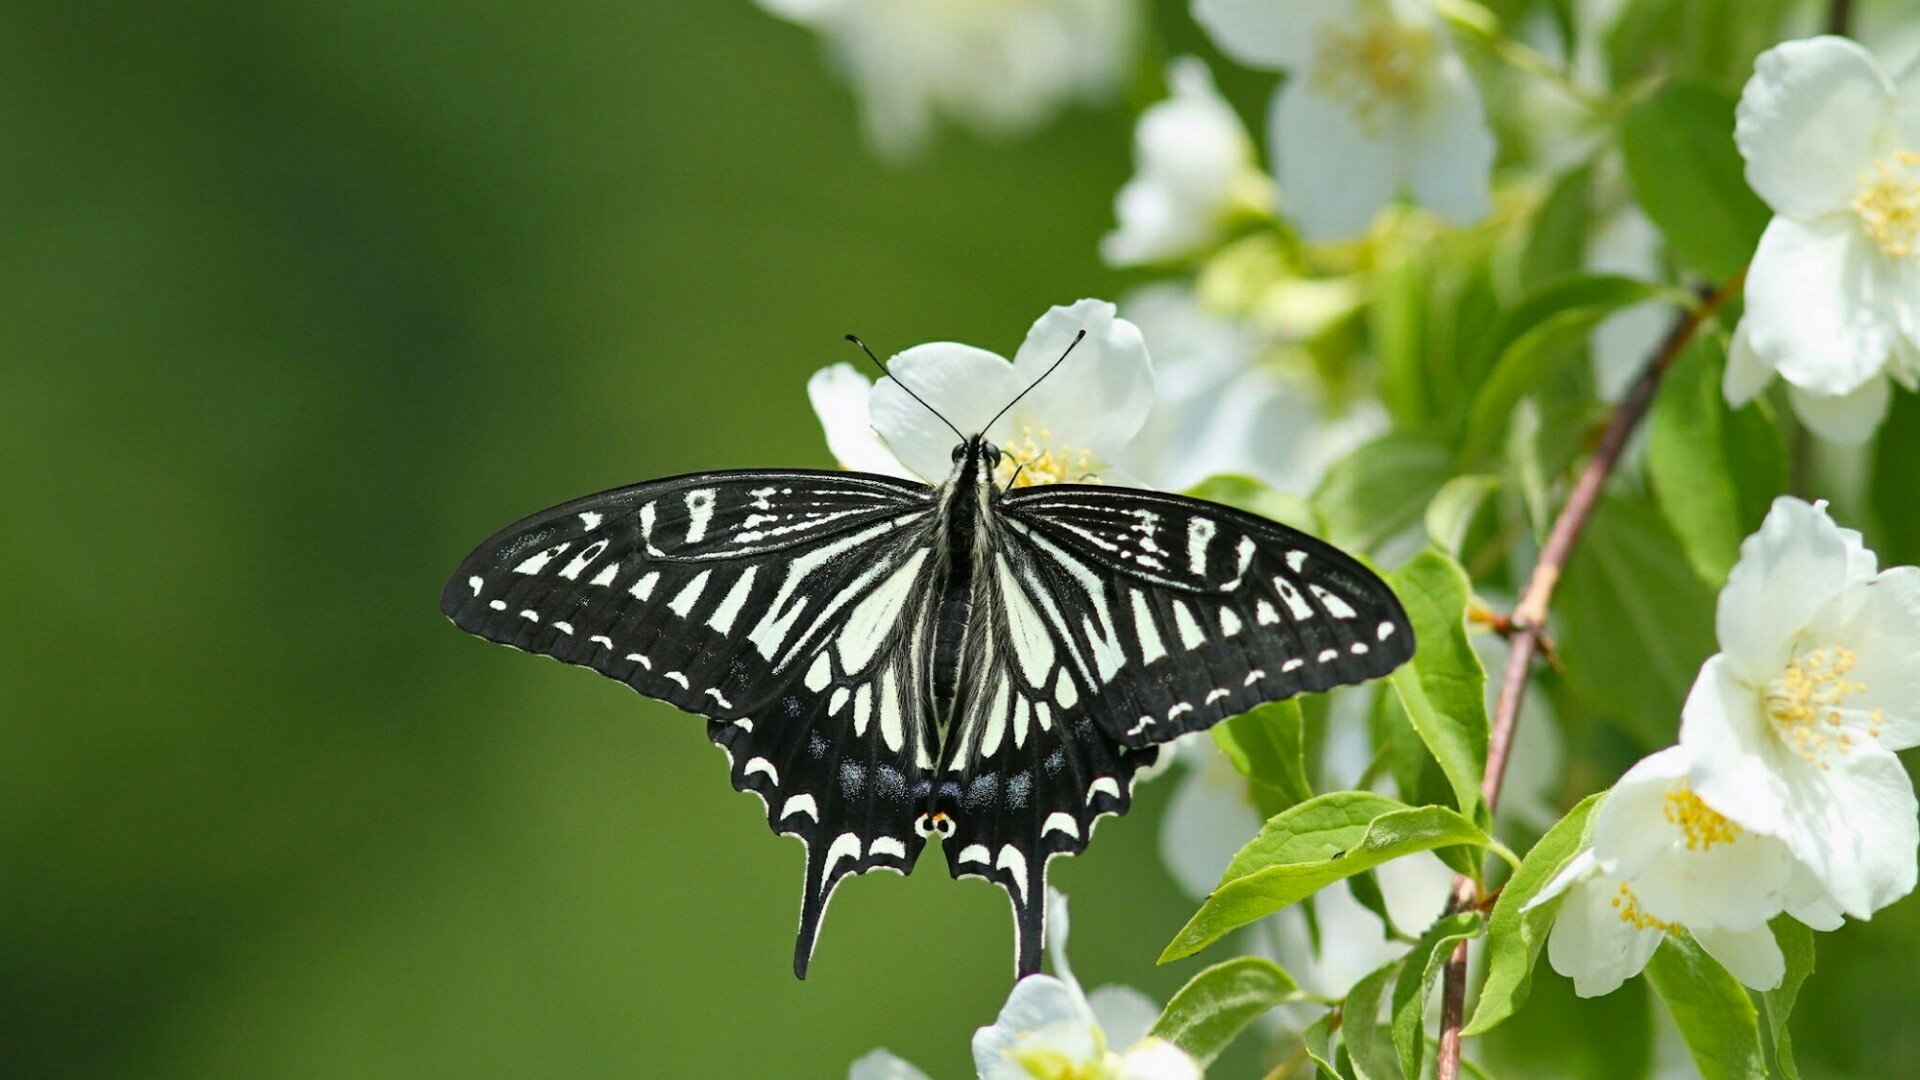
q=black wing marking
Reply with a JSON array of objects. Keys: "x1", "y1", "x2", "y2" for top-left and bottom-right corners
[
  {"x1": 933, "y1": 540, "x2": 1161, "y2": 976},
  {"x1": 440, "y1": 470, "x2": 941, "y2": 975},
  {"x1": 999, "y1": 484, "x2": 1414, "y2": 748}
]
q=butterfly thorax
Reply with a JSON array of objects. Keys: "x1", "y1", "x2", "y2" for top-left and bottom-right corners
[{"x1": 928, "y1": 436, "x2": 1001, "y2": 735}]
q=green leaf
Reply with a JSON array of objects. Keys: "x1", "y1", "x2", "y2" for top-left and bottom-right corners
[
  {"x1": 1605, "y1": 0, "x2": 1797, "y2": 95},
  {"x1": 1371, "y1": 243, "x2": 1435, "y2": 428},
  {"x1": 1460, "y1": 274, "x2": 1663, "y2": 462},
  {"x1": 1218, "y1": 791, "x2": 1410, "y2": 883},
  {"x1": 1645, "y1": 933, "x2": 1768, "y2": 1080},
  {"x1": 1342, "y1": 958, "x2": 1404, "y2": 1080},
  {"x1": 1650, "y1": 335, "x2": 1789, "y2": 586},
  {"x1": 1518, "y1": 162, "x2": 1595, "y2": 287},
  {"x1": 1463, "y1": 791, "x2": 1606, "y2": 1035},
  {"x1": 1392, "y1": 911, "x2": 1483, "y2": 1080},
  {"x1": 1870, "y1": 390, "x2": 1920, "y2": 568},
  {"x1": 1163, "y1": 800, "x2": 1499, "y2": 962},
  {"x1": 1387, "y1": 549, "x2": 1491, "y2": 823},
  {"x1": 1761, "y1": 918, "x2": 1815, "y2": 1080},
  {"x1": 1213, "y1": 699, "x2": 1313, "y2": 817},
  {"x1": 1150, "y1": 956, "x2": 1299, "y2": 1067},
  {"x1": 1314, "y1": 435, "x2": 1454, "y2": 554},
  {"x1": 1424, "y1": 474, "x2": 1502, "y2": 559},
  {"x1": 1620, "y1": 82, "x2": 1770, "y2": 280},
  {"x1": 1185, "y1": 474, "x2": 1322, "y2": 535},
  {"x1": 1302, "y1": 1010, "x2": 1345, "y2": 1078},
  {"x1": 1558, "y1": 493, "x2": 1718, "y2": 748}
]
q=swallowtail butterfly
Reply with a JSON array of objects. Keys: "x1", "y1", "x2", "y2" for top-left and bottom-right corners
[{"x1": 441, "y1": 333, "x2": 1414, "y2": 978}]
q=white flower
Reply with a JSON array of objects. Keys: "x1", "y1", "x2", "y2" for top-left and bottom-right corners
[
  {"x1": 972, "y1": 889, "x2": 1200, "y2": 1080},
  {"x1": 1102, "y1": 59, "x2": 1264, "y2": 267},
  {"x1": 1729, "y1": 36, "x2": 1920, "y2": 444},
  {"x1": 1529, "y1": 744, "x2": 1822, "y2": 997},
  {"x1": 809, "y1": 300, "x2": 1156, "y2": 487},
  {"x1": 757, "y1": 0, "x2": 1138, "y2": 160},
  {"x1": 1678, "y1": 497, "x2": 1920, "y2": 920},
  {"x1": 1117, "y1": 285, "x2": 1386, "y2": 494},
  {"x1": 848, "y1": 1049, "x2": 933, "y2": 1080},
  {"x1": 1191, "y1": 0, "x2": 1496, "y2": 240}
]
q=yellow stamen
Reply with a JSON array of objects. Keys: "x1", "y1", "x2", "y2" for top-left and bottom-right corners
[
  {"x1": 1766, "y1": 646, "x2": 1877, "y2": 765},
  {"x1": 1854, "y1": 151, "x2": 1920, "y2": 259},
  {"x1": 1610, "y1": 882, "x2": 1674, "y2": 932},
  {"x1": 1311, "y1": 19, "x2": 1432, "y2": 131},
  {"x1": 1662, "y1": 784, "x2": 1742, "y2": 852},
  {"x1": 994, "y1": 425, "x2": 1100, "y2": 488}
]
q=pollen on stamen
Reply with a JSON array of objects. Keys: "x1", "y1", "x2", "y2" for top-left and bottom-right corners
[
  {"x1": 1766, "y1": 645, "x2": 1872, "y2": 763},
  {"x1": 1854, "y1": 150, "x2": 1920, "y2": 259},
  {"x1": 1662, "y1": 783, "x2": 1742, "y2": 852}
]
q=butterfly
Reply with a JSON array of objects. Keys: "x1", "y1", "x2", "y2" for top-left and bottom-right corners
[{"x1": 440, "y1": 331, "x2": 1415, "y2": 978}]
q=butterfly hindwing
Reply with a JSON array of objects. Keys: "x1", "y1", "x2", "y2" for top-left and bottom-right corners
[
  {"x1": 440, "y1": 470, "x2": 941, "y2": 974},
  {"x1": 934, "y1": 541, "x2": 1162, "y2": 975},
  {"x1": 998, "y1": 484, "x2": 1415, "y2": 746}
]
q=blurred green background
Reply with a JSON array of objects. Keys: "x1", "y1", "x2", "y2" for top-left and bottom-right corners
[
  {"x1": 10, "y1": 2, "x2": 1920, "y2": 1078},
  {"x1": 0, "y1": 2, "x2": 1212, "y2": 1077}
]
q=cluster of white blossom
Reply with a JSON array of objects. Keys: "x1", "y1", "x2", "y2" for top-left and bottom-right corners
[
  {"x1": 1529, "y1": 497, "x2": 1920, "y2": 995},
  {"x1": 743, "y1": 3, "x2": 1920, "y2": 1077},
  {"x1": 856, "y1": 890, "x2": 1200, "y2": 1080}
]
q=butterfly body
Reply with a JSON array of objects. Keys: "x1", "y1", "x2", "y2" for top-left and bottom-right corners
[{"x1": 442, "y1": 434, "x2": 1413, "y2": 979}]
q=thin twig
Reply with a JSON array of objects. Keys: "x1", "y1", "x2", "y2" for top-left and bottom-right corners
[
  {"x1": 1829, "y1": 0, "x2": 1855, "y2": 37},
  {"x1": 1432, "y1": 271, "x2": 1746, "y2": 1080}
]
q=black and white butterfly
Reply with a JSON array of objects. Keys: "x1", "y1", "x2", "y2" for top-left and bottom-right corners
[{"x1": 440, "y1": 334, "x2": 1414, "y2": 978}]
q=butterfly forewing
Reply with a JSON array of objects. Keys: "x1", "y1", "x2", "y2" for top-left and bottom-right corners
[
  {"x1": 440, "y1": 470, "x2": 941, "y2": 974},
  {"x1": 998, "y1": 485, "x2": 1413, "y2": 747}
]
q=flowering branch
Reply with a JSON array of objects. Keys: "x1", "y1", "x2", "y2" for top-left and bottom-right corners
[{"x1": 1432, "y1": 270, "x2": 1748, "y2": 1080}]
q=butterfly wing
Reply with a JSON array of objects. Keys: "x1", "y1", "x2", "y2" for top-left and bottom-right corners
[
  {"x1": 440, "y1": 470, "x2": 942, "y2": 975},
  {"x1": 999, "y1": 484, "x2": 1415, "y2": 747},
  {"x1": 933, "y1": 537, "x2": 1162, "y2": 975},
  {"x1": 929, "y1": 484, "x2": 1412, "y2": 974}
]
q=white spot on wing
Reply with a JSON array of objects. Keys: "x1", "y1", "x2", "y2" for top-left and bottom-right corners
[
  {"x1": 1351, "y1": 642, "x2": 1370, "y2": 655},
  {"x1": 878, "y1": 668, "x2": 905, "y2": 752},
  {"x1": 518, "y1": 609, "x2": 539, "y2": 622},
  {"x1": 706, "y1": 688, "x2": 733, "y2": 708},
  {"x1": 1256, "y1": 600, "x2": 1279, "y2": 625},
  {"x1": 1054, "y1": 669, "x2": 1078, "y2": 710},
  {"x1": 1186, "y1": 517, "x2": 1216, "y2": 577},
  {"x1": 589, "y1": 635, "x2": 612, "y2": 649},
  {"x1": 1171, "y1": 600, "x2": 1206, "y2": 651},
  {"x1": 512, "y1": 544, "x2": 568, "y2": 575},
  {"x1": 589, "y1": 564, "x2": 619, "y2": 588},
  {"x1": 468, "y1": 575, "x2": 483, "y2": 596},
  {"x1": 804, "y1": 651, "x2": 832, "y2": 692},
  {"x1": 1220, "y1": 608, "x2": 1242, "y2": 637},
  {"x1": 1311, "y1": 584, "x2": 1358, "y2": 619},
  {"x1": 1317, "y1": 648, "x2": 1338, "y2": 663},
  {"x1": 870, "y1": 837, "x2": 907, "y2": 860},
  {"x1": 996, "y1": 845, "x2": 1029, "y2": 901},
  {"x1": 824, "y1": 832, "x2": 862, "y2": 877},
  {"x1": 781, "y1": 794, "x2": 818, "y2": 821},
  {"x1": 489, "y1": 600, "x2": 507, "y2": 611},
  {"x1": 578, "y1": 511, "x2": 602, "y2": 530},
  {"x1": 1276, "y1": 578, "x2": 1314, "y2": 620},
  {"x1": 745, "y1": 757, "x2": 779, "y2": 783},
  {"x1": 1087, "y1": 777, "x2": 1122, "y2": 804},
  {"x1": 854, "y1": 682, "x2": 874, "y2": 736},
  {"x1": 1378, "y1": 621, "x2": 1397, "y2": 641},
  {"x1": 665, "y1": 671, "x2": 690, "y2": 688},
  {"x1": 836, "y1": 549, "x2": 928, "y2": 674},
  {"x1": 1243, "y1": 669, "x2": 1265, "y2": 686},
  {"x1": 1283, "y1": 658, "x2": 1304, "y2": 673},
  {"x1": 707, "y1": 566, "x2": 758, "y2": 634},
  {"x1": 958, "y1": 844, "x2": 990, "y2": 866},
  {"x1": 559, "y1": 538, "x2": 610, "y2": 580},
  {"x1": 1129, "y1": 590, "x2": 1167, "y2": 664},
  {"x1": 1206, "y1": 688, "x2": 1229, "y2": 704},
  {"x1": 624, "y1": 652, "x2": 652, "y2": 668},
  {"x1": 683, "y1": 488, "x2": 717, "y2": 544},
  {"x1": 552, "y1": 621, "x2": 574, "y2": 635},
  {"x1": 1286, "y1": 550, "x2": 1308, "y2": 572},
  {"x1": 1043, "y1": 813, "x2": 1080, "y2": 840},
  {"x1": 668, "y1": 569, "x2": 711, "y2": 618},
  {"x1": 630, "y1": 571, "x2": 660, "y2": 600}
]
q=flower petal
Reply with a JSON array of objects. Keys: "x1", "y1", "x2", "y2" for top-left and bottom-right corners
[
  {"x1": 809, "y1": 364, "x2": 915, "y2": 478},
  {"x1": 1722, "y1": 317, "x2": 1776, "y2": 407},
  {"x1": 1102, "y1": 58, "x2": 1250, "y2": 267},
  {"x1": 1546, "y1": 870, "x2": 1664, "y2": 997},
  {"x1": 1745, "y1": 216, "x2": 1902, "y2": 397},
  {"x1": 1785, "y1": 862, "x2": 1846, "y2": 931},
  {"x1": 1887, "y1": 44, "x2": 1920, "y2": 151},
  {"x1": 1525, "y1": 848, "x2": 1598, "y2": 911},
  {"x1": 1011, "y1": 300, "x2": 1155, "y2": 460},
  {"x1": 1715, "y1": 497, "x2": 1874, "y2": 683},
  {"x1": 1798, "y1": 568, "x2": 1920, "y2": 750},
  {"x1": 1191, "y1": 0, "x2": 1352, "y2": 70},
  {"x1": 1088, "y1": 985, "x2": 1162, "y2": 1049},
  {"x1": 1736, "y1": 37, "x2": 1893, "y2": 218},
  {"x1": 1404, "y1": 49, "x2": 1496, "y2": 228},
  {"x1": 972, "y1": 975, "x2": 1100, "y2": 1079},
  {"x1": 1692, "y1": 924, "x2": 1785, "y2": 991},
  {"x1": 1787, "y1": 375, "x2": 1892, "y2": 446},
  {"x1": 870, "y1": 342, "x2": 1022, "y2": 480},
  {"x1": 1770, "y1": 743, "x2": 1919, "y2": 919},
  {"x1": 847, "y1": 1049, "x2": 934, "y2": 1080},
  {"x1": 1269, "y1": 80, "x2": 1408, "y2": 242},
  {"x1": 1115, "y1": 1037, "x2": 1203, "y2": 1080}
]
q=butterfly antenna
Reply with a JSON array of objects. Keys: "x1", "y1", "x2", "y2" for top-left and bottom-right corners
[
  {"x1": 845, "y1": 334, "x2": 965, "y2": 442},
  {"x1": 984, "y1": 329, "x2": 1085, "y2": 435}
]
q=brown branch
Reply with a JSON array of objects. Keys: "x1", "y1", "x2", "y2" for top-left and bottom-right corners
[{"x1": 1432, "y1": 270, "x2": 1746, "y2": 1080}]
